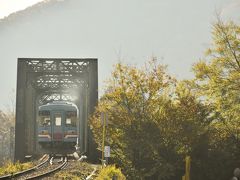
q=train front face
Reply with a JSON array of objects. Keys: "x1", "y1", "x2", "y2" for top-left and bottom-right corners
[{"x1": 37, "y1": 101, "x2": 78, "y2": 152}]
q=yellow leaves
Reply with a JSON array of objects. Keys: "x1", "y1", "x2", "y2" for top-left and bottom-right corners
[
  {"x1": 96, "y1": 165, "x2": 126, "y2": 180},
  {"x1": 105, "y1": 61, "x2": 176, "y2": 116},
  {"x1": 209, "y1": 121, "x2": 231, "y2": 144},
  {"x1": 91, "y1": 59, "x2": 177, "y2": 144},
  {"x1": 89, "y1": 57, "x2": 222, "y2": 179},
  {"x1": 194, "y1": 21, "x2": 240, "y2": 108},
  {"x1": 205, "y1": 48, "x2": 212, "y2": 56},
  {"x1": 192, "y1": 22, "x2": 240, "y2": 166},
  {"x1": 192, "y1": 61, "x2": 211, "y2": 80},
  {"x1": 89, "y1": 20, "x2": 240, "y2": 179}
]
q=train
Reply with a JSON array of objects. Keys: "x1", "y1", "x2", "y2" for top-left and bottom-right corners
[{"x1": 37, "y1": 101, "x2": 79, "y2": 153}]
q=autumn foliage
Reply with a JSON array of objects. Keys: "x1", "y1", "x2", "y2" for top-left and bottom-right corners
[
  {"x1": 90, "y1": 61, "x2": 210, "y2": 179},
  {"x1": 90, "y1": 20, "x2": 240, "y2": 180}
]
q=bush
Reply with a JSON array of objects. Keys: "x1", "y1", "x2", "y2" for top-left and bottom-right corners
[{"x1": 96, "y1": 165, "x2": 126, "y2": 180}]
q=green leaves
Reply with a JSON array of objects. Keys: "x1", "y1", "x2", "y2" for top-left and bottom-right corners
[
  {"x1": 193, "y1": 20, "x2": 240, "y2": 132},
  {"x1": 90, "y1": 19, "x2": 240, "y2": 180},
  {"x1": 90, "y1": 60, "x2": 210, "y2": 179},
  {"x1": 192, "y1": 20, "x2": 240, "y2": 179}
]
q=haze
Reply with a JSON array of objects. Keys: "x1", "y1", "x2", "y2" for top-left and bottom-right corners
[{"x1": 0, "y1": 0, "x2": 239, "y2": 109}]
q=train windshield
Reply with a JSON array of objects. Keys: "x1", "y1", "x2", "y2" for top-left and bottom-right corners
[
  {"x1": 39, "y1": 110, "x2": 50, "y2": 126},
  {"x1": 66, "y1": 111, "x2": 77, "y2": 126}
]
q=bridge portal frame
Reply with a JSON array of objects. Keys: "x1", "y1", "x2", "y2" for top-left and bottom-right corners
[{"x1": 15, "y1": 58, "x2": 98, "y2": 161}]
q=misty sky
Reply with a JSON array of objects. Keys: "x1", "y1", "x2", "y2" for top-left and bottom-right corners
[{"x1": 0, "y1": 0, "x2": 239, "y2": 110}]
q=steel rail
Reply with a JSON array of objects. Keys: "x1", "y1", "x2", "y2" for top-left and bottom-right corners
[
  {"x1": 25, "y1": 157, "x2": 67, "y2": 180},
  {"x1": 0, "y1": 155, "x2": 50, "y2": 180}
]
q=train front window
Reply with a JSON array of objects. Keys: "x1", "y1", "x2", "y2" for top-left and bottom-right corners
[
  {"x1": 39, "y1": 110, "x2": 50, "y2": 126},
  {"x1": 55, "y1": 114, "x2": 62, "y2": 126},
  {"x1": 66, "y1": 118, "x2": 71, "y2": 125},
  {"x1": 66, "y1": 111, "x2": 77, "y2": 126}
]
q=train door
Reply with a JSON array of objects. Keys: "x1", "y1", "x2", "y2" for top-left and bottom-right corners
[
  {"x1": 64, "y1": 111, "x2": 78, "y2": 142},
  {"x1": 52, "y1": 111, "x2": 64, "y2": 141}
]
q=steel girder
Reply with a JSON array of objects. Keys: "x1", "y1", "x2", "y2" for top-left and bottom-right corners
[{"x1": 15, "y1": 58, "x2": 98, "y2": 161}]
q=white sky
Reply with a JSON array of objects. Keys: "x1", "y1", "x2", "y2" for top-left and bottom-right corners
[
  {"x1": 0, "y1": 0, "x2": 44, "y2": 19},
  {"x1": 0, "y1": 0, "x2": 239, "y2": 109},
  {"x1": 0, "y1": 0, "x2": 239, "y2": 20}
]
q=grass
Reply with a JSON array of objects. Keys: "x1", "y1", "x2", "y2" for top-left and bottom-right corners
[
  {"x1": 0, "y1": 160, "x2": 33, "y2": 176},
  {"x1": 55, "y1": 161, "x2": 96, "y2": 180}
]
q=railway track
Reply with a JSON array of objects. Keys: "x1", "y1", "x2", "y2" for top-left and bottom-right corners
[
  {"x1": 0, "y1": 154, "x2": 49, "y2": 180},
  {"x1": 0, "y1": 154, "x2": 99, "y2": 179},
  {"x1": 0, "y1": 155, "x2": 68, "y2": 180},
  {"x1": 23, "y1": 156, "x2": 68, "y2": 179}
]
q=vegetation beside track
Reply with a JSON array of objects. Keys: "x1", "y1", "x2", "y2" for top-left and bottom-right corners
[
  {"x1": 0, "y1": 161, "x2": 33, "y2": 176},
  {"x1": 90, "y1": 20, "x2": 240, "y2": 180},
  {"x1": 96, "y1": 165, "x2": 125, "y2": 180},
  {"x1": 54, "y1": 161, "x2": 97, "y2": 179}
]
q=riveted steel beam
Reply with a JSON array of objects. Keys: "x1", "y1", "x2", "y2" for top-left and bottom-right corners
[{"x1": 15, "y1": 58, "x2": 98, "y2": 161}]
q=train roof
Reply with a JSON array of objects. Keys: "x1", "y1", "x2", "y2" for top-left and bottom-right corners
[{"x1": 39, "y1": 101, "x2": 78, "y2": 111}]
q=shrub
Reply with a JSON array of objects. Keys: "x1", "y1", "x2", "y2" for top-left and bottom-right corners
[{"x1": 96, "y1": 165, "x2": 126, "y2": 180}]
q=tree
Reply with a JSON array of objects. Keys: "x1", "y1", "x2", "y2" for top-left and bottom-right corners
[
  {"x1": 0, "y1": 89, "x2": 15, "y2": 163},
  {"x1": 90, "y1": 60, "x2": 210, "y2": 179},
  {"x1": 193, "y1": 20, "x2": 240, "y2": 179},
  {"x1": 0, "y1": 110, "x2": 15, "y2": 163},
  {"x1": 193, "y1": 19, "x2": 240, "y2": 131},
  {"x1": 90, "y1": 20, "x2": 240, "y2": 180}
]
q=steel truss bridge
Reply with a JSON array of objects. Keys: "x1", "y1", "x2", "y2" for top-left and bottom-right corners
[{"x1": 15, "y1": 58, "x2": 98, "y2": 161}]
